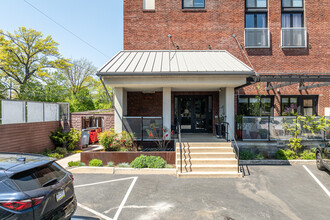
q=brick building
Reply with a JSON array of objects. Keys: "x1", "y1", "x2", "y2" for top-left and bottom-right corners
[{"x1": 98, "y1": 0, "x2": 329, "y2": 138}]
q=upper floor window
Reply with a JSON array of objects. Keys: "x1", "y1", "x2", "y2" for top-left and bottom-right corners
[
  {"x1": 143, "y1": 0, "x2": 155, "y2": 10},
  {"x1": 282, "y1": 13, "x2": 303, "y2": 27},
  {"x1": 246, "y1": 0, "x2": 267, "y2": 8},
  {"x1": 282, "y1": 0, "x2": 303, "y2": 8},
  {"x1": 246, "y1": 13, "x2": 267, "y2": 28},
  {"x1": 183, "y1": 0, "x2": 205, "y2": 9}
]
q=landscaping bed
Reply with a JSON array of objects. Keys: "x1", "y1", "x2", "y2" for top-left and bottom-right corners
[{"x1": 80, "y1": 151, "x2": 175, "y2": 165}]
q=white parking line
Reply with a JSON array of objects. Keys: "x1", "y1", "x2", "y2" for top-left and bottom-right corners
[
  {"x1": 74, "y1": 177, "x2": 136, "y2": 188},
  {"x1": 303, "y1": 165, "x2": 330, "y2": 198},
  {"x1": 74, "y1": 176, "x2": 138, "y2": 220},
  {"x1": 113, "y1": 177, "x2": 138, "y2": 220},
  {"x1": 77, "y1": 202, "x2": 113, "y2": 220}
]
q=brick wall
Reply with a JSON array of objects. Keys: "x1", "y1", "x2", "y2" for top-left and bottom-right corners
[
  {"x1": 124, "y1": 0, "x2": 329, "y2": 115},
  {"x1": 127, "y1": 92, "x2": 163, "y2": 116},
  {"x1": 0, "y1": 122, "x2": 60, "y2": 153}
]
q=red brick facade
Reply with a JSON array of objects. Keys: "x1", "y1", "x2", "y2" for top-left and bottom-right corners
[
  {"x1": 127, "y1": 92, "x2": 163, "y2": 116},
  {"x1": 124, "y1": 0, "x2": 329, "y2": 116}
]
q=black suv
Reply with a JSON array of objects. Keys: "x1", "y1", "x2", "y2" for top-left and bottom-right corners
[
  {"x1": 0, "y1": 153, "x2": 77, "y2": 220},
  {"x1": 316, "y1": 143, "x2": 330, "y2": 171}
]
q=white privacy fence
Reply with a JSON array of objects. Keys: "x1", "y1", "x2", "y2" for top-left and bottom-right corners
[{"x1": 0, "y1": 100, "x2": 69, "y2": 125}]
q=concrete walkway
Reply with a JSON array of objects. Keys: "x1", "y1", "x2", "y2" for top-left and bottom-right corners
[{"x1": 57, "y1": 144, "x2": 103, "y2": 168}]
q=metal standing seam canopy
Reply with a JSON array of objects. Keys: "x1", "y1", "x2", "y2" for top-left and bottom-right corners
[{"x1": 97, "y1": 50, "x2": 255, "y2": 76}]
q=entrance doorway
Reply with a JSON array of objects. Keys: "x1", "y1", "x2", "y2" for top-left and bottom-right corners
[{"x1": 174, "y1": 96, "x2": 213, "y2": 133}]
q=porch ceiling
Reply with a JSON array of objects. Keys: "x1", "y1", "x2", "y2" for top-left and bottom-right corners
[{"x1": 97, "y1": 50, "x2": 255, "y2": 76}]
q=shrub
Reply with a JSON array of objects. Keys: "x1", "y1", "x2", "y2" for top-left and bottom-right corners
[
  {"x1": 130, "y1": 155, "x2": 167, "y2": 168},
  {"x1": 107, "y1": 161, "x2": 115, "y2": 167},
  {"x1": 68, "y1": 150, "x2": 83, "y2": 154},
  {"x1": 276, "y1": 149, "x2": 298, "y2": 160},
  {"x1": 299, "y1": 150, "x2": 316, "y2": 160},
  {"x1": 49, "y1": 128, "x2": 68, "y2": 148},
  {"x1": 98, "y1": 130, "x2": 135, "y2": 151},
  {"x1": 67, "y1": 128, "x2": 82, "y2": 151},
  {"x1": 255, "y1": 153, "x2": 265, "y2": 160},
  {"x1": 41, "y1": 148, "x2": 52, "y2": 156},
  {"x1": 239, "y1": 150, "x2": 255, "y2": 160},
  {"x1": 68, "y1": 161, "x2": 80, "y2": 167},
  {"x1": 98, "y1": 129, "x2": 117, "y2": 151},
  {"x1": 117, "y1": 162, "x2": 130, "y2": 168},
  {"x1": 89, "y1": 159, "x2": 103, "y2": 167},
  {"x1": 55, "y1": 147, "x2": 68, "y2": 155},
  {"x1": 47, "y1": 153, "x2": 63, "y2": 159}
]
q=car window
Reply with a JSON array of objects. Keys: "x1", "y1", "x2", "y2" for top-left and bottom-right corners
[{"x1": 11, "y1": 162, "x2": 67, "y2": 191}]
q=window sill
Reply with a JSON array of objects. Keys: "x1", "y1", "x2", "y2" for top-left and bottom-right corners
[
  {"x1": 182, "y1": 9, "x2": 207, "y2": 13},
  {"x1": 142, "y1": 9, "x2": 156, "y2": 13}
]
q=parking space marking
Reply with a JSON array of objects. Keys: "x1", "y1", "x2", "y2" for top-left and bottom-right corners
[
  {"x1": 113, "y1": 176, "x2": 138, "y2": 220},
  {"x1": 74, "y1": 176, "x2": 136, "y2": 188},
  {"x1": 303, "y1": 165, "x2": 330, "y2": 198},
  {"x1": 77, "y1": 202, "x2": 113, "y2": 220}
]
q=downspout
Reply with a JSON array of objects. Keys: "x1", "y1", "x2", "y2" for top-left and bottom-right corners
[{"x1": 98, "y1": 75, "x2": 134, "y2": 141}]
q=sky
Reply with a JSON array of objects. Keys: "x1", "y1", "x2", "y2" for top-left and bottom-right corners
[{"x1": 0, "y1": 0, "x2": 123, "y2": 68}]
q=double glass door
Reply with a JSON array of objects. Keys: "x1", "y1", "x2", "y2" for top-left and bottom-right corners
[{"x1": 175, "y1": 96, "x2": 212, "y2": 133}]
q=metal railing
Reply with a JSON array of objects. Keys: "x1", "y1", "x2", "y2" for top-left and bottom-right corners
[
  {"x1": 122, "y1": 116, "x2": 163, "y2": 141},
  {"x1": 177, "y1": 122, "x2": 183, "y2": 173},
  {"x1": 245, "y1": 28, "x2": 270, "y2": 48},
  {"x1": 281, "y1": 27, "x2": 307, "y2": 48},
  {"x1": 236, "y1": 116, "x2": 330, "y2": 141},
  {"x1": 220, "y1": 122, "x2": 240, "y2": 174}
]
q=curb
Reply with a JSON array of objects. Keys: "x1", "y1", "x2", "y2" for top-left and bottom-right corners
[
  {"x1": 68, "y1": 167, "x2": 177, "y2": 175},
  {"x1": 240, "y1": 160, "x2": 316, "y2": 165}
]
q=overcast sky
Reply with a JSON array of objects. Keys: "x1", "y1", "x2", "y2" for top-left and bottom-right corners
[{"x1": 0, "y1": 0, "x2": 123, "y2": 68}]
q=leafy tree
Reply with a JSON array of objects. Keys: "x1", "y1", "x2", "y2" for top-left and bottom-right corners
[
  {"x1": 62, "y1": 58, "x2": 96, "y2": 95},
  {"x1": 67, "y1": 88, "x2": 95, "y2": 112},
  {"x1": 0, "y1": 27, "x2": 69, "y2": 93}
]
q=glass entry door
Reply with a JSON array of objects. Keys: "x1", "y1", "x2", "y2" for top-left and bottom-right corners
[{"x1": 175, "y1": 96, "x2": 212, "y2": 133}]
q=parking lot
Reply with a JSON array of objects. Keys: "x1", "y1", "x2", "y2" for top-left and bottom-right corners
[{"x1": 71, "y1": 164, "x2": 329, "y2": 220}]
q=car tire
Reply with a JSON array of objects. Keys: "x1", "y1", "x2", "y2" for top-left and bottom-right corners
[{"x1": 316, "y1": 152, "x2": 325, "y2": 171}]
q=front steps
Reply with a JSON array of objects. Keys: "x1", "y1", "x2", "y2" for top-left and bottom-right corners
[{"x1": 176, "y1": 142, "x2": 241, "y2": 178}]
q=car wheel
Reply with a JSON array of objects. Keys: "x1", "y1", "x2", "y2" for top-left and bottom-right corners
[{"x1": 316, "y1": 152, "x2": 325, "y2": 171}]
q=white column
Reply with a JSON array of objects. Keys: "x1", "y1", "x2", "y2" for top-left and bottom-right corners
[
  {"x1": 163, "y1": 87, "x2": 171, "y2": 140},
  {"x1": 114, "y1": 87, "x2": 124, "y2": 133},
  {"x1": 225, "y1": 87, "x2": 235, "y2": 132}
]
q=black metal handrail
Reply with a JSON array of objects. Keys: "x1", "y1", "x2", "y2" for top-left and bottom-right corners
[
  {"x1": 220, "y1": 122, "x2": 240, "y2": 173},
  {"x1": 177, "y1": 122, "x2": 182, "y2": 173}
]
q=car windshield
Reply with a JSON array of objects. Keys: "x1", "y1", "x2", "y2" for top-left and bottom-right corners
[{"x1": 11, "y1": 162, "x2": 67, "y2": 191}]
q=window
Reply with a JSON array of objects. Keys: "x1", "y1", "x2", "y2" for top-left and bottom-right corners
[
  {"x1": 281, "y1": 96, "x2": 318, "y2": 116},
  {"x1": 246, "y1": 0, "x2": 267, "y2": 8},
  {"x1": 246, "y1": 13, "x2": 267, "y2": 28},
  {"x1": 282, "y1": 0, "x2": 303, "y2": 8},
  {"x1": 238, "y1": 96, "x2": 274, "y2": 116},
  {"x1": 143, "y1": 0, "x2": 155, "y2": 10},
  {"x1": 282, "y1": 13, "x2": 303, "y2": 27},
  {"x1": 183, "y1": 0, "x2": 205, "y2": 9}
]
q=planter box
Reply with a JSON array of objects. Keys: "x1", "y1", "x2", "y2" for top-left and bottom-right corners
[{"x1": 81, "y1": 151, "x2": 176, "y2": 165}]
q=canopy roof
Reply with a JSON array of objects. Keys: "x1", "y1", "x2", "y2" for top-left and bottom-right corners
[{"x1": 97, "y1": 50, "x2": 254, "y2": 76}]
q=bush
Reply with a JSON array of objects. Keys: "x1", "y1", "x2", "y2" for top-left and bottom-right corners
[
  {"x1": 67, "y1": 129, "x2": 82, "y2": 151},
  {"x1": 117, "y1": 162, "x2": 130, "y2": 168},
  {"x1": 255, "y1": 153, "x2": 265, "y2": 160},
  {"x1": 68, "y1": 161, "x2": 84, "y2": 167},
  {"x1": 47, "y1": 153, "x2": 63, "y2": 159},
  {"x1": 299, "y1": 150, "x2": 316, "y2": 160},
  {"x1": 55, "y1": 147, "x2": 68, "y2": 155},
  {"x1": 98, "y1": 130, "x2": 135, "y2": 151},
  {"x1": 276, "y1": 149, "x2": 298, "y2": 160},
  {"x1": 41, "y1": 148, "x2": 52, "y2": 156},
  {"x1": 130, "y1": 155, "x2": 167, "y2": 168},
  {"x1": 89, "y1": 159, "x2": 103, "y2": 167},
  {"x1": 107, "y1": 161, "x2": 115, "y2": 167},
  {"x1": 49, "y1": 128, "x2": 68, "y2": 148},
  {"x1": 239, "y1": 150, "x2": 255, "y2": 160}
]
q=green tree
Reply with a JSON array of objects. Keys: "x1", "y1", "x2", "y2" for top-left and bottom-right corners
[
  {"x1": 67, "y1": 88, "x2": 95, "y2": 112},
  {"x1": 0, "y1": 27, "x2": 69, "y2": 94}
]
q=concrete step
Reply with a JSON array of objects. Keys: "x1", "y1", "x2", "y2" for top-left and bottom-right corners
[
  {"x1": 177, "y1": 164, "x2": 238, "y2": 172},
  {"x1": 176, "y1": 152, "x2": 236, "y2": 159},
  {"x1": 176, "y1": 147, "x2": 233, "y2": 153},
  {"x1": 176, "y1": 142, "x2": 232, "y2": 148},
  {"x1": 177, "y1": 171, "x2": 242, "y2": 178},
  {"x1": 176, "y1": 158, "x2": 238, "y2": 165}
]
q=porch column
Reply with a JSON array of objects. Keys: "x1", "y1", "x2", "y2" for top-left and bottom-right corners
[
  {"x1": 225, "y1": 87, "x2": 235, "y2": 133},
  {"x1": 114, "y1": 87, "x2": 124, "y2": 133},
  {"x1": 163, "y1": 87, "x2": 171, "y2": 140}
]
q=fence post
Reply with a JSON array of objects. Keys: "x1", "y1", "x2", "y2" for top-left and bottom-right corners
[
  {"x1": 141, "y1": 116, "x2": 144, "y2": 141},
  {"x1": 268, "y1": 116, "x2": 270, "y2": 141}
]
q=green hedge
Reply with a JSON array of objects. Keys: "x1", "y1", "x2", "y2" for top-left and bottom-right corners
[
  {"x1": 130, "y1": 155, "x2": 167, "y2": 168},
  {"x1": 276, "y1": 149, "x2": 298, "y2": 160},
  {"x1": 89, "y1": 159, "x2": 103, "y2": 167}
]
